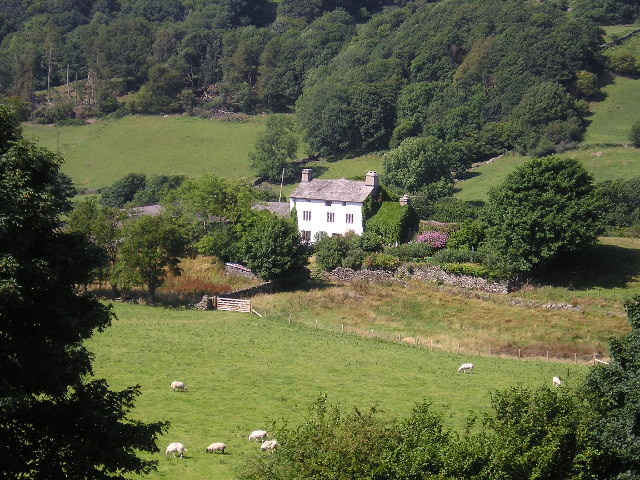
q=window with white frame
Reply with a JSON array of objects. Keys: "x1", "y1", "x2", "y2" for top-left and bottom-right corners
[
  {"x1": 303, "y1": 210, "x2": 311, "y2": 221},
  {"x1": 301, "y1": 230, "x2": 311, "y2": 242},
  {"x1": 327, "y1": 212, "x2": 335, "y2": 223},
  {"x1": 346, "y1": 213, "x2": 354, "y2": 224}
]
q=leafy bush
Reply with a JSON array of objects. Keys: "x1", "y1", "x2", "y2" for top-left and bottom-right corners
[
  {"x1": 100, "y1": 173, "x2": 147, "y2": 208},
  {"x1": 427, "y1": 197, "x2": 482, "y2": 223},
  {"x1": 630, "y1": 121, "x2": 640, "y2": 147},
  {"x1": 447, "y1": 220, "x2": 486, "y2": 250},
  {"x1": 385, "y1": 242, "x2": 434, "y2": 261},
  {"x1": 432, "y1": 248, "x2": 484, "y2": 264},
  {"x1": 362, "y1": 252, "x2": 401, "y2": 270},
  {"x1": 31, "y1": 101, "x2": 76, "y2": 124},
  {"x1": 314, "y1": 235, "x2": 354, "y2": 271},
  {"x1": 440, "y1": 262, "x2": 490, "y2": 278},
  {"x1": 366, "y1": 202, "x2": 419, "y2": 245},
  {"x1": 355, "y1": 231, "x2": 384, "y2": 252}
]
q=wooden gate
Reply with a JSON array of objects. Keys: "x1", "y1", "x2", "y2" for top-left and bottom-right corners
[{"x1": 214, "y1": 296, "x2": 252, "y2": 313}]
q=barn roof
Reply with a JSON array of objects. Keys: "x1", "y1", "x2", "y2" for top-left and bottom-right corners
[{"x1": 290, "y1": 178, "x2": 376, "y2": 203}]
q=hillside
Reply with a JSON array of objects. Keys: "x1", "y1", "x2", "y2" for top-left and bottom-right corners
[{"x1": 454, "y1": 72, "x2": 640, "y2": 202}]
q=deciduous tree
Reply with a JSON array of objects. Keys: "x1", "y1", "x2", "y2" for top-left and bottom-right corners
[
  {"x1": 113, "y1": 214, "x2": 186, "y2": 299},
  {"x1": 0, "y1": 104, "x2": 166, "y2": 479},
  {"x1": 484, "y1": 156, "x2": 603, "y2": 274}
]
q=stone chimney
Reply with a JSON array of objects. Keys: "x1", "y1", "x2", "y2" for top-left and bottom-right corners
[
  {"x1": 301, "y1": 168, "x2": 313, "y2": 182},
  {"x1": 365, "y1": 171, "x2": 379, "y2": 187},
  {"x1": 399, "y1": 195, "x2": 411, "y2": 207}
]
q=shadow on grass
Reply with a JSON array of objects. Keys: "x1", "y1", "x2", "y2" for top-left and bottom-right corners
[
  {"x1": 455, "y1": 170, "x2": 482, "y2": 181},
  {"x1": 536, "y1": 242, "x2": 640, "y2": 290}
]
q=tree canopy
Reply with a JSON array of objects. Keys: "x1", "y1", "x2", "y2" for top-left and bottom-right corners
[
  {"x1": 483, "y1": 155, "x2": 603, "y2": 274},
  {"x1": 0, "y1": 104, "x2": 166, "y2": 479}
]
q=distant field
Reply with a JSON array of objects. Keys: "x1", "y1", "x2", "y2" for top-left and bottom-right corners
[
  {"x1": 454, "y1": 154, "x2": 529, "y2": 202},
  {"x1": 86, "y1": 302, "x2": 584, "y2": 480},
  {"x1": 601, "y1": 24, "x2": 640, "y2": 41},
  {"x1": 23, "y1": 115, "x2": 268, "y2": 190},
  {"x1": 583, "y1": 75, "x2": 640, "y2": 144}
]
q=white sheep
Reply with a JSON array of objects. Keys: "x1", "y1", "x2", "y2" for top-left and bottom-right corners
[
  {"x1": 206, "y1": 442, "x2": 226, "y2": 454},
  {"x1": 165, "y1": 442, "x2": 187, "y2": 458},
  {"x1": 261, "y1": 439, "x2": 278, "y2": 451},
  {"x1": 457, "y1": 363, "x2": 474, "y2": 374},
  {"x1": 170, "y1": 381, "x2": 188, "y2": 392},
  {"x1": 248, "y1": 430, "x2": 268, "y2": 441},
  {"x1": 552, "y1": 376, "x2": 562, "y2": 387}
]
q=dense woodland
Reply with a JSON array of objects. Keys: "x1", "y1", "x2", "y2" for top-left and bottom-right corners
[{"x1": 1, "y1": 0, "x2": 639, "y2": 169}]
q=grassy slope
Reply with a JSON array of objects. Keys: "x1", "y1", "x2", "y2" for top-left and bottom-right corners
[
  {"x1": 24, "y1": 115, "x2": 267, "y2": 190},
  {"x1": 86, "y1": 302, "x2": 583, "y2": 480}
]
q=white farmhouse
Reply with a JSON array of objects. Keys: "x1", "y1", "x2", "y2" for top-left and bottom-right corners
[{"x1": 289, "y1": 169, "x2": 379, "y2": 243}]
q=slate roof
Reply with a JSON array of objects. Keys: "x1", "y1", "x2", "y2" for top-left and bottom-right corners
[
  {"x1": 290, "y1": 178, "x2": 376, "y2": 203},
  {"x1": 253, "y1": 201, "x2": 291, "y2": 217}
]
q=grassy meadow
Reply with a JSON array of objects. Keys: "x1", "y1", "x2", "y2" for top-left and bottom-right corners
[
  {"x1": 23, "y1": 115, "x2": 268, "y2": 190},
  {"x1": 86, "y1": 302, "x2": 585, "y2": 480}
]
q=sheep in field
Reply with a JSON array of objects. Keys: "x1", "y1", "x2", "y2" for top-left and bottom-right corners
[
  {"x1": 165, "y1": 442, "x2": 187, "y2": 458},
  {"x1": 457, "y1": 363, "x2": 474, "y2": 374},
  {"x1": 248, "y1": 430, "x2": 268, "y2": 441},
  {"x1": 170, "y1": 381, "x2": 188, "y2": 392},
  {"x1": 553, "y1": 376, "x2": 562, "y2": 387},
  {"x1": 261, "y1": 439, "x2": 278, "y2": 451},
  {"x1": 206, "y1": 442, "x2": 226, "y2": 454}
]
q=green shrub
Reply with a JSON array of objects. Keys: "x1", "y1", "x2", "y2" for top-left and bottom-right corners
[
  {"x1": 432, "y1": 248, "x2": 484, "y2": 264},
  {"x1": 385, "y1": 242, "x2": 434, "y2": 261},
  {"x1": 363, "y1": 253, "x2": 401, "y2": 270},
  {"x1": 441, "y1": 262, "x2": 490, "y2": 277},
  {"x1": 356, "y1": 231, "x2": 384, "y2": 252},
  {"x1": 314, "y1": 235, "x2": 354, "y2": 271},
  {"x1": 447, "y1": 220, "x2": 486, "y2": 250},
  {"x1": 342, "y1": 247, "x2": 366, "y2": 269},
  {"x1": 366, "y1": 202, "x2": 418, "y2": 245}
]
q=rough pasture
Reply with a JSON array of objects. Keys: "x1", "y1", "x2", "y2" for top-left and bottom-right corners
[{"x1": 86, "y1": 303, "x2": 584, "y2": 480}]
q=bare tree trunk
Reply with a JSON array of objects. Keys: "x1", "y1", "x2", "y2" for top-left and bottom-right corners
[{"x1": 47, "y1": 44, "x2": 53, "y2": 103}]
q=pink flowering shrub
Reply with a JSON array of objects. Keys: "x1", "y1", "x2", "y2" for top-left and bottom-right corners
[{"x1": 415, "y1": 230, "x2": 448, "y2": 249}]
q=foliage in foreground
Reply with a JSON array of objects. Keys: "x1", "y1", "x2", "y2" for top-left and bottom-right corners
[
  {"x1": 0, "y1": 104, "x2": 167, "y2": 479},
  {"x1": 236, "y1": 295, "x2": 640, "y2": 480}
]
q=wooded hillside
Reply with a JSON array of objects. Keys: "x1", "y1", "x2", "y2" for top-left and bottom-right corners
[{"x1": 1, "y1": 0, "x2": 638, "y2": 163}]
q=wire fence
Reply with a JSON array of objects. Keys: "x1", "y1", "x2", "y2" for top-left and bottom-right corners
[{"x1": 251, "y1": 309, "x2": 607, "y2": 365}]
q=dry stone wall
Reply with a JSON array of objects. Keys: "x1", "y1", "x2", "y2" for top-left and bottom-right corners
[{"x1": 326, "y1": 265, "x2": 513, "y2": 293}]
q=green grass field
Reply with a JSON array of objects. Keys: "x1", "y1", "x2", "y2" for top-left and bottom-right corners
[
  {"x1": 24, "y1": 115, "x2": 268, "y2": 190},
  {"x1": 583, "y1": 75, "x2": 640, "y2": 145},
  {"x1": 453, "y1": 154, "x2": 530, "y2": 202},
  {"x1": 86, "y1": 302, "x2": 584, "y2": 480}
]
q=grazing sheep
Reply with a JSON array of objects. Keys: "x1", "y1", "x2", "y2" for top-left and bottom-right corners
[
  {"x1": 552, "y1": 376, "x2": 562, "y2": 387},
  {"x1": 206, "y1": 442, "x2": 226, "y2": 454},
  {"x1": 261, "y1": 439, "x2": 278, "y2": 451},
  {"x1": 170, "y1": 381, "x2": 188, "y2": 392},
  {"x1": 165, "y1": 442, "x2": 186, "y2": 458},
  {"x1": 457, "y1": 363, "x2": 474, "y2": 374},
  {"x1": 248, "y1": 430, "x2": 268, "y2": 441}
]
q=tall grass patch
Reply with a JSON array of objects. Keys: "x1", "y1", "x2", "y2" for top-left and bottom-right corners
[{"x1": 86, "y1": 302, "x2": 585, "y2": 480}]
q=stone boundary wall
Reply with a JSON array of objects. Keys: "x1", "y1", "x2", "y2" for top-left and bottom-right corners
[
  {"x1": 327, "y1": 265, "x2": 513, "y2": 294},
  {"x1": 223, "y1": 281, "x2": 275, "y2": 299},
  {"x1": 224, "y1": 262, "x2": 258, "y2": 279}
]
